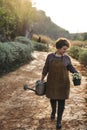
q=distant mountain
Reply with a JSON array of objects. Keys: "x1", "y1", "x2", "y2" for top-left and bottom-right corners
[{"x1": 31, "y1": 10, "x2": 73, "y2": 40}]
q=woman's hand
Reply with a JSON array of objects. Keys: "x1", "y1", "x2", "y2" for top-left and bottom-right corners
[{"x1": 41, "y1": 74, "x2": 45, "y2": 82}]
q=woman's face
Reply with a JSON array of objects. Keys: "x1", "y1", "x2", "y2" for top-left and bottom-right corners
[{"x1": 58, "y1": 46, "x2": 68, "y2": 55}]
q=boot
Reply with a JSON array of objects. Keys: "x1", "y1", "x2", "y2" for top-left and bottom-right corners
[
  {"x1": 56, "y1": 115, "x2": 62, "y2": 129},
  {"x1": 56, "y1": 110, "x2": 63, "y2": 129},
  {"x1": 50, "y1": 99, "x2": 56, "y2": 120},
  {"x1": 56, "y1": 100, "x2": 65, "y2": 129},
  {"x1": 56, "y1": 123, "x2": 62, "y2": 129}
]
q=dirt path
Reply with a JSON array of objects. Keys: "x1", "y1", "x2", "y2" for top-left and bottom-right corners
[{"x1": 0, "y1": 51, "x2": 87, "y2": 130}]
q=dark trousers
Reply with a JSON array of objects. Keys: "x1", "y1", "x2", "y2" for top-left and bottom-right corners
[{"x1": 50, "y1": 99, "x2": 65, "y2": 123}]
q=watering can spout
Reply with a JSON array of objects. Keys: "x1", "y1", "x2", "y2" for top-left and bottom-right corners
[{"x1": 24, "y1": 84, "x2": 36, "y2": 92}]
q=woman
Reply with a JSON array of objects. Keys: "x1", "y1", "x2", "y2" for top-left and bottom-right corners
[{"x1": 41, "y1": 38, "x2": 78, "y2": 129}]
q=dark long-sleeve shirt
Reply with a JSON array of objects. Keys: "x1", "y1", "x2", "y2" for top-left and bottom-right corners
[{"x1": 42, "y1": 53, "x2": 77, "y2": 76}]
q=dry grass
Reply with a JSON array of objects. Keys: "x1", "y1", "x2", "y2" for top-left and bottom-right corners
[
  {"x1": 32, "y1": 34, "x2": 53, "y2": 44},
  {"x1": 70, "y1": 40, "x2": 87, "y2": 47}
]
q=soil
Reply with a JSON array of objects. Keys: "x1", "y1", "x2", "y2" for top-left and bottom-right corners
[{"x1": 0, "y1": 51, "x2": 87, "y2": 130}]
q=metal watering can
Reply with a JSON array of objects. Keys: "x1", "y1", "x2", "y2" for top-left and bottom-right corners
[{"x1": 24, "y1": 80, "x2": 46, "y2": 96}]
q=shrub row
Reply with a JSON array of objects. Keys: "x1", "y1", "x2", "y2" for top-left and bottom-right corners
[
  {"x1": 32, "y1": 40, "x2": 49, "y2": 52},
  {"x1": 69, "y1": 46, "x2": 87, "y2": 66},
  {"x1": 15, "y1": 36, "x2": 49, "y2": 52},
  {"x1": 0, "y1": 41, "x2": 33, "y2": 75},
  {"x1": 0, "y1": 36, "x2": 49, "y2": 75}
]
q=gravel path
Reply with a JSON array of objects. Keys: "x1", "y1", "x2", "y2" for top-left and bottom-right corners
[{"x1": 0, "y1": 51, "x2": 87, "y2": 130}]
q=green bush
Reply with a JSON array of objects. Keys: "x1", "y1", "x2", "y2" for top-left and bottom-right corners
[
  {"x1": 15, "y1": 36, "x2": 49, "y2": 52},
  {"x1": 69, "y1": 46, "x2": 81, "y2": 60},
  {"x1": 15, "y1": 36, "x2": 34, "y2": 52},
  {"x1": 79, "y1": 50, "x2": 87, "y2": 66},
  {"x1": 32, "y1": 40, "x2": 49, "y2": 52},
  {"x1": 0, "y1": 36, "x2": 49, "y2": 75},
  {"x1": 15, "y1": 36, "x2": 31, "y2": 44},
  {"x1": 0, "y1": 41, "x2": 33, "y2": 75},
  {"x1": 69, "y1": 45, "x2": 87, "y2": 66}
]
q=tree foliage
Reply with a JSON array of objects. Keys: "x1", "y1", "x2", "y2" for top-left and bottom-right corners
[
  {"x1": 0, "y1": 6, "x2": 17, "y2": 39},
  {"x1": 0, "y1": 0, "x2": 73, "y2": 41},
  {"x1": 0, "y1": 0, "x2": 36, "y2": 40}
]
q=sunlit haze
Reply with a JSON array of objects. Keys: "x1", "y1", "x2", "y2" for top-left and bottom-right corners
[{"x1": 32, "y1": 0, "x2": 87, "y2": 33}]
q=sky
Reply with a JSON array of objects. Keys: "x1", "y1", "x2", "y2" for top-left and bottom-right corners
[{"x1": 32, "y1": 0, "x2": 87, "y2": 33}]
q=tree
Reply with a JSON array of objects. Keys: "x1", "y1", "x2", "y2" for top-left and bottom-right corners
[{"x1": 0, "y1": 7, "x2": 17, "y2": 41}]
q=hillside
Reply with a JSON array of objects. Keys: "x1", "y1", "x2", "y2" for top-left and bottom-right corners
[{"x1": 31, "y1": 10, "x2": 72, "y2": 40}]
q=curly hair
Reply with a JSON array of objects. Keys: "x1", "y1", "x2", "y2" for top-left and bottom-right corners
[{"x1": 55, "y1": 38, "x2": 70, "y2": 49}]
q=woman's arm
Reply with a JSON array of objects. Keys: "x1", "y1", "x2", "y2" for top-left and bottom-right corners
[
  {"x1": 66, "y1": 55, "x2": 78, "y2": 73},
  {"x1": 41, "y1": 74, "x2": 46, "y2": 82},
  {"x1": 41, "y1": 54, "x2": 50, "y2": 81},
  {"x1": 67, "y1": 64, "x2": 78, "y2": 73}
]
